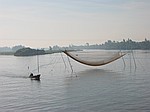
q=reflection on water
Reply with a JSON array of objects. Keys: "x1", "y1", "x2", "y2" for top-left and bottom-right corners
[{"x1": 0, "y1": 51, "x2": 150, "y2": 112}]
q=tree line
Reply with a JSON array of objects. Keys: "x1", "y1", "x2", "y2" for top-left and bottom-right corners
[
  {"x1": 61, "y1": 38, "x2": 150, "y2": 50},
  {"x1": 0, "y1": 39, "x2": 150, "y2": 53}
]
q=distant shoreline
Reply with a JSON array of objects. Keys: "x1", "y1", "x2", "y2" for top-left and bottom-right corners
[
  {"x1": 0, "y1": 52, "x2": 14, "y2": 55},
  {"x1": 0, "y1": 39, "x2": 150, "y2": 56},
  {"x1": 0, "y1": 49, "x2": 150, "y2": 56}
]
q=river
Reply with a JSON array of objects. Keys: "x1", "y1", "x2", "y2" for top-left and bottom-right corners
[{"x1": 0, "y1": 50, "x2": 150, "y2": 112}]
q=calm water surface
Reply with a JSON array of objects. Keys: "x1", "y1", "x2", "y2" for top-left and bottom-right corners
[{"x1": 0, "y1": 50, "x2": 150, "y2": 112}]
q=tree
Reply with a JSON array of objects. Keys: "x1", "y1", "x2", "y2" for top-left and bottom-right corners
[{"x1": 12, "y1": 45, "x2": 24, "y2": 52}]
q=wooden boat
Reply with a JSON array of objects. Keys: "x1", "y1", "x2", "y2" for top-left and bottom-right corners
[
  {"x1": 29, "y1": 73, "x2": 40, "y2": 80},
  {"x1": 29, "y1": 51, "x2": 41, "y2": 80}
]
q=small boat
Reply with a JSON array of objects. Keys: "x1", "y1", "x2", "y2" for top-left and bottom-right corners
[
  {"x1": 29, "y1": 73, "x2": 40, "y2": 80},
  {"x1": 29, "y1": 51, "x2": 41, "y2": 80}
]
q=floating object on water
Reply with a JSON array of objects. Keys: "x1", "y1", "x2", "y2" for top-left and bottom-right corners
[
  {"x1": 28, "y1": 50, "x2": 41, "y2": 80},
  {"x1": 29, "y1": 73, "x2": 40, "y2": 80}
]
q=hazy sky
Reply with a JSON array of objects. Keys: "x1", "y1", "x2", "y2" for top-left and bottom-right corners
[{"x1": 0, "y1": 0, "x2": 150, "y2": 48}]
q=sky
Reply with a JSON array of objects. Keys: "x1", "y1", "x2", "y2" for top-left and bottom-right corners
[{"x1": 0, "y1": 0, "x2": 150, "y2": 48}]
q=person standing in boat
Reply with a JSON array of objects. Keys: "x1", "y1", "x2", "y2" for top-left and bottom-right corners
[{"x1": 29, "y1": 73, "x2": 33, "y2": 78}]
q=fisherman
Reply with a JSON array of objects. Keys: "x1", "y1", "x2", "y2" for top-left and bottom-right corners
[{"x1": 29, "y1": 73, "x2": 33, "y2": 78}]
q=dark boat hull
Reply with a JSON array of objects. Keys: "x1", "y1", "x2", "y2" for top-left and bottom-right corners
[{"x1": 29, "y1": 74, "x2": 40, "y2": 80}]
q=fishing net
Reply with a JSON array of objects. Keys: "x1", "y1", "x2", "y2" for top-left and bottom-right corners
[{"x1": 63, "y1": 50, "x2": 126, "y2": 66}]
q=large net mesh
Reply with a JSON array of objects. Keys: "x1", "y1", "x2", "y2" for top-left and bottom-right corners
[{"x1": 63, "y1": 50, "x2": 126, "y2": 66}]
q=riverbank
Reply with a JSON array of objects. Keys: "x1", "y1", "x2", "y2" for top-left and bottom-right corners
[{"x1": 0, "y1": 52, "x2": 14, "y2": 55}]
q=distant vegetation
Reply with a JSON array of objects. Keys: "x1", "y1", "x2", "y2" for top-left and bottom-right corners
[
  {"x1": 14, "y1": 48, "x2": 45, "y2": 56},
  {"x1": 64, "y1": 38, "x2": 150, "y2": 50},
  {"x1": 0, "y1": 39, "x2": 150, "y2": 56},
  {"x1": 0, "y1": 45, "x2": 24, "y2": 52}
]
